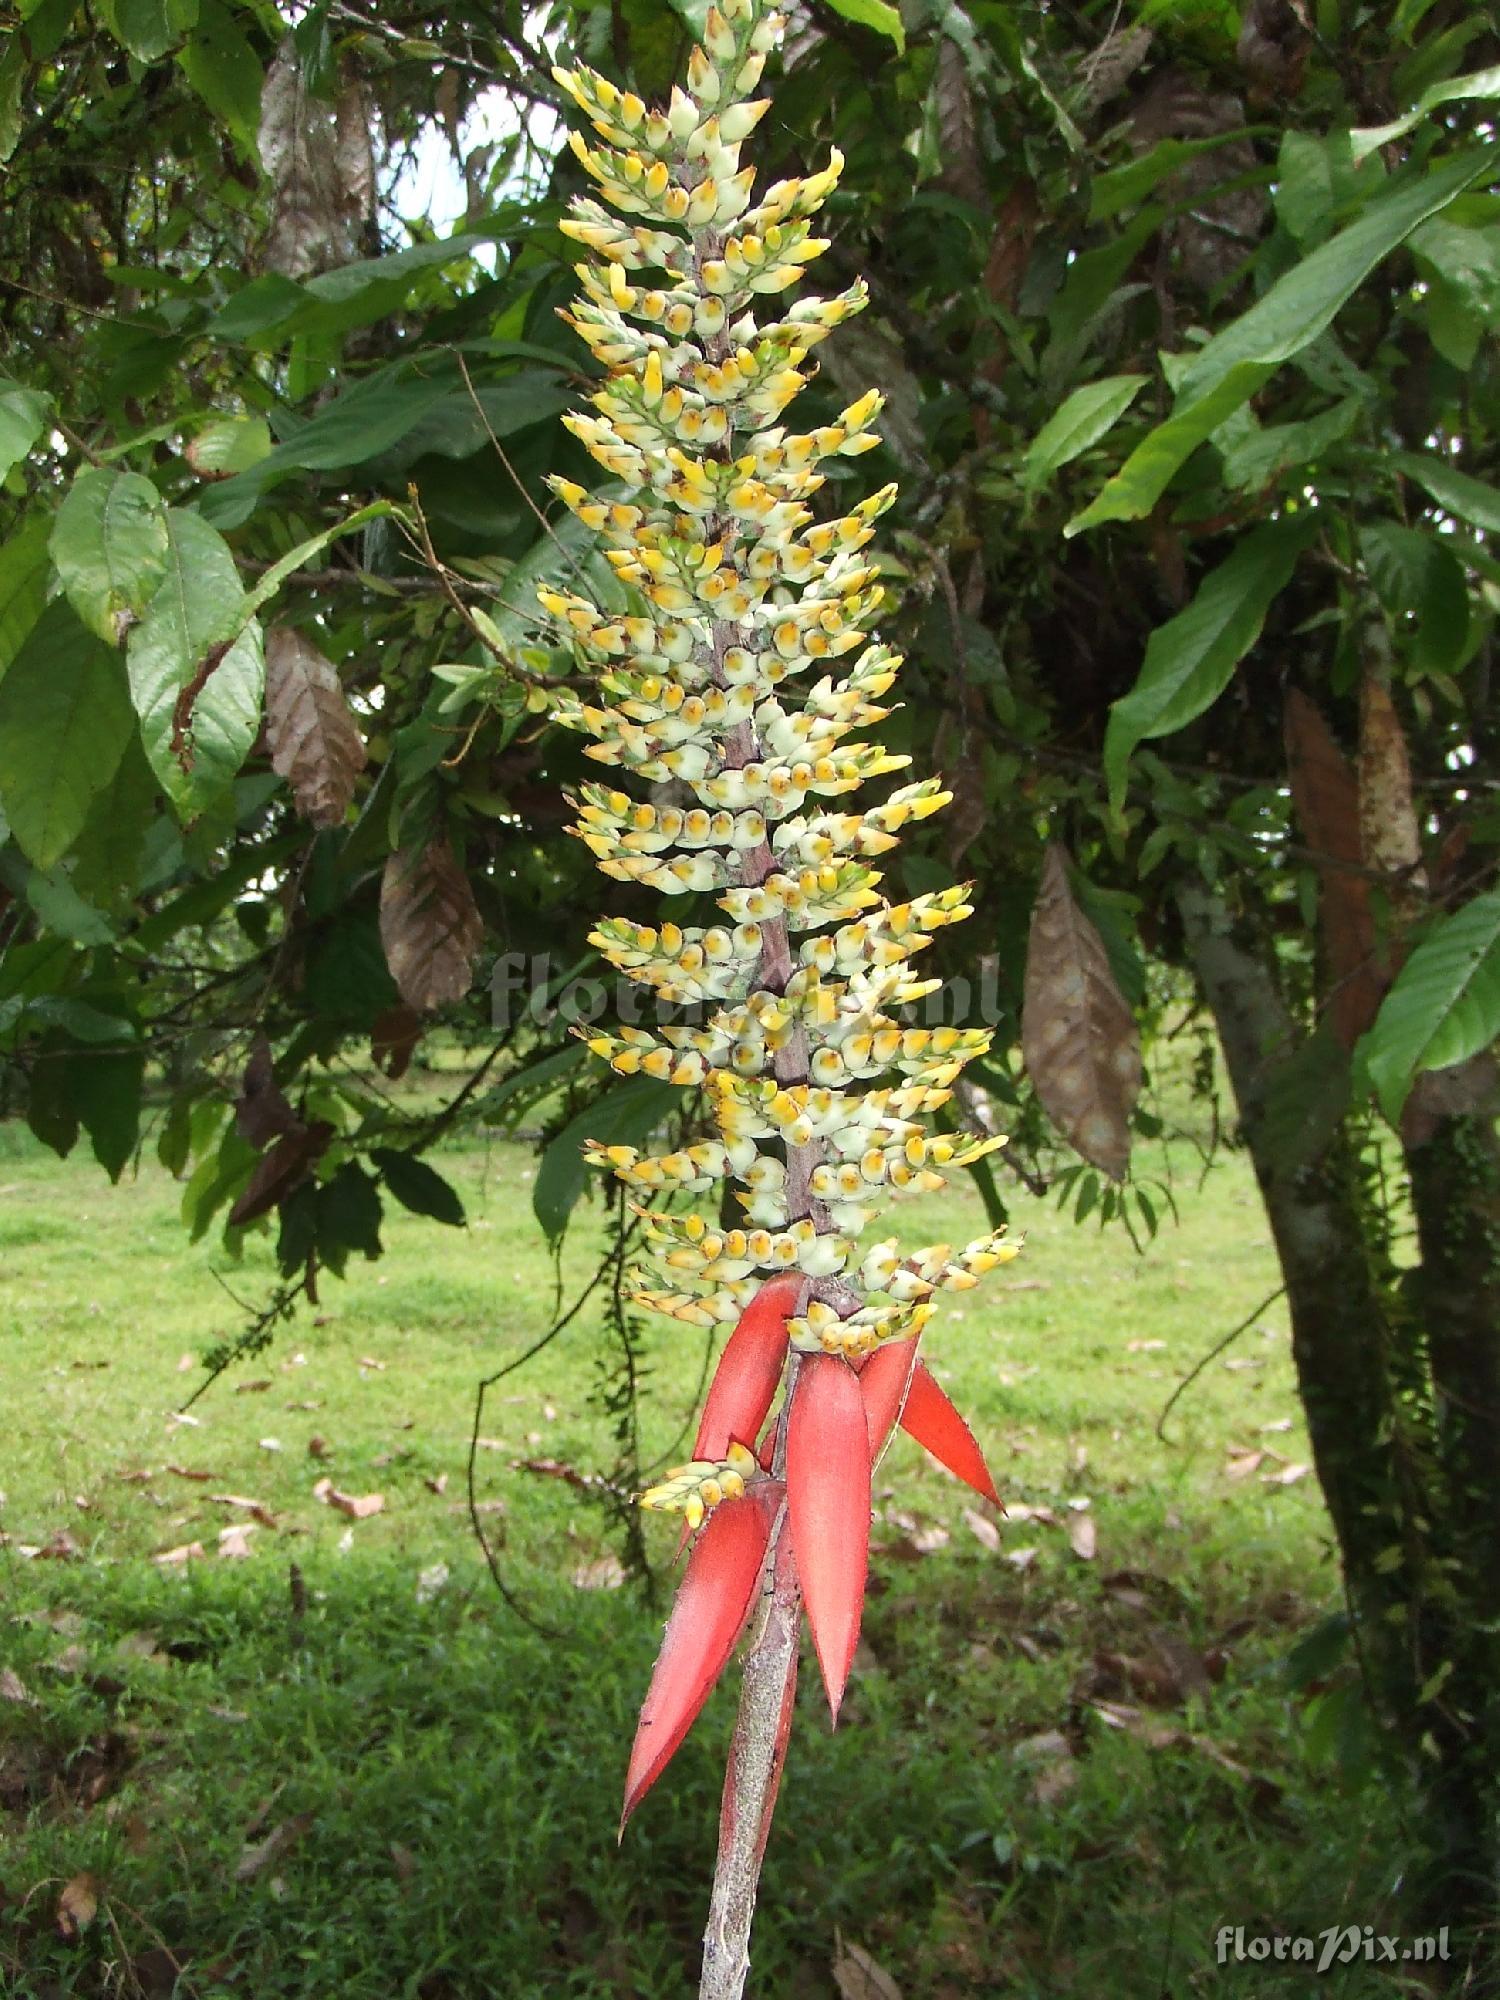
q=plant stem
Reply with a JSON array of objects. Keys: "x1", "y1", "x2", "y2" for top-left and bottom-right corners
[{"x1": 700, "y1": 1495, "x2": 801, "y2": 2000}]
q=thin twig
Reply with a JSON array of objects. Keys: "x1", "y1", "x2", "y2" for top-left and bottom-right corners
[{"x1": 1155, "y1": 1284, "x2": 1287, "y2": 1442}]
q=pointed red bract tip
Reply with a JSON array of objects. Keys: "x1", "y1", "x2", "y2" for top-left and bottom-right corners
[
  {"x1": 787, "y1": 1352, "x2": 870, "y2": 1723},
  {"x1": 694, "y1": 1274, "x2": 800, "y2": 1462},
  {"x1": 901, "y1": 1360, "x2": 1000, "y2": 1506},
  {"x1": 856, "y1": 1337, "x2": 919, "y2": 1458},
  {"x1": 621, "y1": 1486, "x2": 776, "y2": 1832}
]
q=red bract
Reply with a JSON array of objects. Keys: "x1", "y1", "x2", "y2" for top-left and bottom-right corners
[
  {"x1": 900, "y1": 1361, "x2": 1001, "y2": 1506},
  {"x1": 693, "y1": 1274, "x2": 800, "y2": 1461},
  {"x1": 857, "y1": 1337, "x2": 920, "y2": 1457},
  {"x1": 786, "y1": 1352, "x2": 870, "y2": 1722},
  {"x1": 623, "y1": 1485, "x2": 779, "y2": 1832},
  {"x1": 858, "y1": 1341, "x2": 1001, "y2": 1506}
]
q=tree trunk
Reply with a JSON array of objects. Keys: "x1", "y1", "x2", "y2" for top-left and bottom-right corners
[
  {"x1": 1180, "y1": 883, "x2": 1500, "y2": 1984},
  {"x1": 1404, "y1": 1094, "x2": 1500, "y2": 1953}
]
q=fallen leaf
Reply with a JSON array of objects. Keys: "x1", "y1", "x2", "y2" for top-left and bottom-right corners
[
  {"x1": 390, "y1": 1842, "x2": 417, "y2": 1886},
  {"x1": 307, "y1": 1435, "x2": 331, "y2": 1459},
  {"x1": 36, "y1": 1529, "x2": 82, "y2": 1560},
  {"x1": 1004, "y1": 1545, "x2": 1039, "y2": 1571},
  {"x1": 233, "y1": 1379, "x2": 273, "y2": 1395},
  {"x1": 235, "y1": 1813, "x2": 313, "y2": 1883},
  {"x1": 0, "y1": 1667, "x2": 36, "y2": 1705},
  {"x1": 1224, "y1": 1450, "x2": 1265, "y2": 1480},
  {"x1": 176, "y1": 1353, "x2": 195, "y2": 1372},
  {"x1": 211, "y1": 1494, "x2": 278, "y2": 1529},
  {"x1": 217, "y1": 1525, "x2": 258, "y2": 1560},
  {"x1": 56, "y1": 1872, "x2": 99, "y2": 1938},
  {"x1": 1259, "y1": 1417, "x2": 1294, "y2": 1433},
  {"x1": 153, "y1": 1540, "x2": 206, "y2": 1566},
  {"x1": 258, "y1": 1438, "x2": 284, "y2": 1453},
  {"x1": 357, "y1": 1356, "x2": 386, "y2": 1371},
  {"x1": 50, "y1": 1644, "x2": 89, "y2": 1675},
  {"x1": 312, "y1": 1479, "x2": 385, "y2": 1520},
  {"x1": 1068, "y1": 1514, "x2": 1098, "y2": 1560},
  {"x1": 1003, "y1": 1502, "x2": 1058, "y2": 1526},
  {"x1": 572, "y1": 1554, "x2": 626, "y2": 1590},
  {"x1": 833, "y1": 1935, "x2": 904, "y2": 2000},
  {"x1": 1126, "y1": 1338, "x2": 1166, "y2": 1353},
  {"x1": 165, "y1": 1464, "x2": 216, "y2": 1483},
  {"x1": 114, "y1": 1466, "x2": 155, "y2": 1483},
  {"x1": 962, "y1": 1507, "x2": 1002, "y2": 1552},
  {"x1": 424, "y1": 1473, "x2": 448, "y2": 1496},
  {"x1": 415, "y1": 1562, "x2": 450, "y2": 1604},
  {"x1": 1263, "y1": 1461, "x2": 1310, "y2": 1487}
]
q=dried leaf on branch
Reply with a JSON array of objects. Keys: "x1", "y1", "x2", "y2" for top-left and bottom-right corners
[
  {"x1": 380, "y1": 839, "x2": 483, "y2": 1013},
  {"x1": 264, "y1": 626, "x2": 367, "y2": 830},
  {"x1": 1022, "y1": 844, "x2": 1141, "y2": 1179},
  {"x1": 1358, "y1": 671, "x2": 1426, "y2": 931},
  {"x1": 1284, "y1": 687, "x2": 1386, "y2": 1046}
]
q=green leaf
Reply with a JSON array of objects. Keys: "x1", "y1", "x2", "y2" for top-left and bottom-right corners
[
  {"x1": 175, "y1": 0, "x2": 261, "y2": 151},
  {"x1": 1361, "y1": 891, "x2": 1500, "y2": 1122},
  {"x1": 1021, "y1": 376, "x2": 1147, "y2": 491},
  {"x1": 97, "y1": 0, "x2": 197, "y2": 61},
  {"x1": 825, "y1": 0, "x2": 904, "y2": 51},
  {"x1": 1103, "y1": 516, "x2": 1315, "y2": 807},
  {"x1": 1358, "y1": 522, "x2": 1469, "y2": 675},
  {"x1": 316, "y1": 1162, "x2": 384, "y2": 1272},
  {"x1": 1408, "y1": 216, "x2": 1500, "y2": 314},
  {"x1": 50, "y1": 468, "x2": 170, "y2": 645},
  {"x1": 1391, "y1": 451, "x2": 1500, "y2": 535},
  {"x1": 125, "y1": 508, "x2": 265, "y2": 817},
  {"x1": 0, "y1": 599, "x2": 137, "y2": 868},
  {"x1": 184, "y1": 416, "x2": 272, "y2": 478},
  {"x1": 371, "y1": 1147, "x2": 466, "y2": 1227},
  {"x1": 0, "y1": 376, "x2": 49, "y2": 481},
  {"x1": 1090, "y1": 131, "x2": 1262, "y2": 227},
  {"x1": 72, "y1": 1045, "x2": 145, "y2": 1180},
  {"x1": 1218, "y1": 397, "x2": 1362, "y2": 491},
  {"x1": 1067, "y1": 144, "x2": 1499, "y2": 535},
  {"x1": 1350, "y1": 61, "x2": 1500, "y2": 163},
  {"x1": 534, "y1": 1077, "x2": 677, "y2": 1245},
  {"x1": 0, "y1": 514, "x2": 54, "y2": 684}
]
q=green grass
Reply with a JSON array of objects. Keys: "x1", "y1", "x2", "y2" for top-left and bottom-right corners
[{"x1": 0, "y1": 1116, "x2": 1412, "y2": 1997}]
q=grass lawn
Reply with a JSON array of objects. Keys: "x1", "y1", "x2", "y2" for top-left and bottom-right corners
[{"x1": 0, "y1": 1107, "x2": 1409, "y2": 1997}]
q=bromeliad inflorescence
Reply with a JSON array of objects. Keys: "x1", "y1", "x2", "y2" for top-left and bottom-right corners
[{"x1": 544, "y1": 4, "x2": 1016, "y2": 1991}]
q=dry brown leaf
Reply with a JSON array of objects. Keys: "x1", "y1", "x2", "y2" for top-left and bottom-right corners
[
  {"x1": 1127, "y1": 1338, "x2": 1166, "y2": 1353},
  {"x1": 424, "y1": 1473, "x2": 448, "y2": 1496},
  {"x1": 307, "y1": 1436, "x2": 330, "y2": 1460},
  {"x1": 962, "y1": 1507, "x2": 1002, "y2": 1552},
  {"x1": 211, "y1": 1495, "x2": 278, "y2": 1528},
  {"x1": 235, "y1": 1812, "x2": 313, "y2": 1883},
  {"x1": 216, "y1": 1525, "x2": 258, "y2": 1560},
  {"x1": 833, "y1": 1935, "x2": 904, "y2": 2000},
  {"x1": 264, "y1": 626, "x2": 368, "y2": 829},
  {"x1": 233, "y1": 1379, "x2": 273, "y2": 1395},
  {"x1": 1004, "y1": 1545, "x2": 1039, "y2": 1571},
  {"x1": 257, "y1": 48, "x2": 370, "y2": 278},
  {"x1": 1224, "y1": 1450, "x2": 1265, "y2": 1479},
  {"x1": 1002, "y1": 1501, "x2": 1058, "y2": 1526},
  {"x1": 1359, "y1": 672, "x2": 1425, "y2": 930},
  {"x1": 1263, "y1": 1461, "x2": 1310, "y2": 1487},
  {"x1": 371, "y1": 1004, "x2": 423, "y2": 1080},
  {"x1": 1068, "y1": 1513, "x2": 1098, "y2": 1561},
  {"x1": 1, "y1": 1667, "x2": 35, "y2": 1705},
  {"x1": 234, "y1": 1035, "x2": 297, "y2": 1149},
  {"x1": 1284, "y1": 687, "x2": 1387, "y2": 1047},
  {"x1": 56, "y1": 1872, "x2": 99, "y2": 1938},
  {"x1": 1021, "y1": 844, "x2": 1140, "y2": 1179},
  {"x1": 380, "y1": 838, "x2": 482, "y2": 1013},
  {"x1": 165, "y1": 1464, "x2": 215, "y2": 1482},
  {"x1": 228, "y1": 1119, "x2": 335, "y2": 1229},
  {"x1": 153, "y1": 1540, "x2": 206, "y2": 1566},
  {"x1": 36, "y1": 1529, "x2": 82, "y2": 1560},
  {"x1": 572, "y1": 1554, "x2": 626, "y2": 1591},
  {"x1": 312, "y1": 1479, "x2": 385, "y2": 1520}
]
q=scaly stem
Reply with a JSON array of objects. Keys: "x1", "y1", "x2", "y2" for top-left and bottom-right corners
[{"x1": 700, "y1": 1481, "x2": 800, "y2": 2000}]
